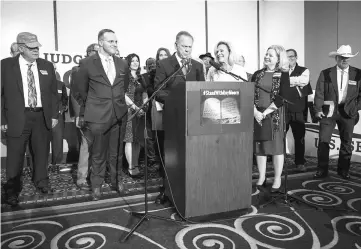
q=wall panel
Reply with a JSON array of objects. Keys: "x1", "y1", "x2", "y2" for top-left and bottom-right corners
[
  {"x1": 0, "y1": 1, "x2": 55, "y2": 59},
  {"x1": 56, "y1": 1, "x2": 206, "y2": 64},
  {"x1": 207, "y1": 1, "x2": 258, "y2": 74},
  {"x1": 260, "y1": 1, "x2": 305, "y2": 70},
  {"x1": 338, "y1": 1, "x2": 361, "y2": 69},
  {"x1": 305, "y1": 1, "x2": 337, "y2": 88}
]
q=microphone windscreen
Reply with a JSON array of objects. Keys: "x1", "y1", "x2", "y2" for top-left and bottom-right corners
[{"x1": 209, "y1": 60, "x2": 221, "y2": 70}]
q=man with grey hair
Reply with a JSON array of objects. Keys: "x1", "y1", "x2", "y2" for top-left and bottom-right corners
[
  {"x1": 314, "y1": 45, "x2": 361, "y2": 180},
  {"x1": 1, "y1": 32, "x2": 58, "y2": 206},
  {"x1": 153, "y1": 30, "x2": 205, "y2": 205}
]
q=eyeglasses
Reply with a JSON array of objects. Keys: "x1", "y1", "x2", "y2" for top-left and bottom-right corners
[
  {"x1": 103, "y1": 40, "x2": 117, "y2": 45},
  {"x1": 287, "y1": 55, "x2": 296, "y2": 59}
]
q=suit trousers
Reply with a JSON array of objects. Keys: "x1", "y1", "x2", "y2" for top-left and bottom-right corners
[
  {"x1": 286, "y1": 112, "x2": 306, "y2": 165},
  {"x1": 317, "y1": 106, "x2": 355, "y2": 173},
  {"x1": 51, "y1": 113, "x2": 64, "y2": 164},
  {"x1": 85, "y1": 116, "x2": 126, "y2": 188},
  {"x1": 5, "y1": 110, "x2": 50, "y2": 196},
  {"x1": 77, "y1": 128, "x2": 90, "y2": 185}
]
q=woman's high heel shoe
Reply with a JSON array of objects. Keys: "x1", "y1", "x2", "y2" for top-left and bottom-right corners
[
  {"x1": 127, "y1": 167, "x2": 143, "y2": 178},
  {"x1": 256, "y1": 178, "x2": 267, "y2": 191}
]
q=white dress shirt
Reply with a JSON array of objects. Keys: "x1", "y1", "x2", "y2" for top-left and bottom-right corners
[
  {"x1": 19, "y1": 55, "x2": 42, "y2": 107},
  {"x1": 337, "y1": 66, "x2": 349, "y2": 104},
  {"x1": 98, "y1": 52, "x2": 115, "y2": 84}
]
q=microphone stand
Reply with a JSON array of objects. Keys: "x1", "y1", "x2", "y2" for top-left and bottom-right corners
[{"x1": 121, "y1": 61, "x2": 188, "y2": 242}]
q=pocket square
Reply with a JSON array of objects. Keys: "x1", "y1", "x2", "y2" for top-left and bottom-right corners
[
  {"x1": 57, "y1": 90, "x2": 62, "y2": 93},
  {"x1": 40, "y1": 70, "x2": 48, "y2": 75},
  {"x1": 349, "y1": 80, "x2": 357, "y2": 85}
]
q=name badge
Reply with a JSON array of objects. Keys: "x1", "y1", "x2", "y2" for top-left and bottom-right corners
[
  {"x1": 40, "y1": 70, "x2": 48, "y2": 75},
  {"x1": 58, "y1": 90, "x2": 62, "y2": 93},
  {"x1": 349, "y1": 80, "x2": 357, "y2": 85},
  {"x1": 274, "y1": 72, "x2": 281, "y2": 78}
]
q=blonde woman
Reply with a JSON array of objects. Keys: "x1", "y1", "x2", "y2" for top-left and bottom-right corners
[
  {"x1": 252, "y1": 45, "x2": 290, "y2": 193},
  {"x1": 207, "y1": 41, "x2": 248, "y2": 82}
]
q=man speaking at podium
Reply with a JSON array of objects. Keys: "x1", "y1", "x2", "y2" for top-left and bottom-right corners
[{"x1": 154, "y1": 31, "x2": 205, "y2": 205}]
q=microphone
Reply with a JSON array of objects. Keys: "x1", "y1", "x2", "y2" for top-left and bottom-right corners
[
  {"x1": 209, "y1": 60, "x2": 248, "y2": 82},
  {"x1": 209, "y1": 60, "x2": 222, "y2": 70}
]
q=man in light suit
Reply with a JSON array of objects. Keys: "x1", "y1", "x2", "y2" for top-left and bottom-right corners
[
  {"x1": 1, "y1": 32, "x2": 58, "y2": 206},
  {"x1": 154, "y1": 31, "x2": 205, "y2": 204},
  {"x1": 314, "y1": 45, "x2": 361, "y2": 180},
  {"x1": 73, "y1": 29, "x2": 129, "y2": 200}
]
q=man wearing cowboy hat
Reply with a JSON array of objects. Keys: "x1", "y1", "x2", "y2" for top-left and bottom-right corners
[
  {"x1": 314, "y1": 45, "x2": 361, "y2": 179},
  {"x1": 1, "y1": 32, "x2": 59, "y2": 206},
  {"x1": 199, "y1": 52, "x2": 214, "y2": 75}
]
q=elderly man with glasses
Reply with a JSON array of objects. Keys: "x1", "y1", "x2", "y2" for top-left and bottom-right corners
[{"x1": 1, "y1": 32, "x2": 59, "y2": 206}]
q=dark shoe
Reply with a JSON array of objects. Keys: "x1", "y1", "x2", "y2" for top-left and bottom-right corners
[
  {"x1": 127, "y1": 167, "x2": 143, "y2": 178},
  {"x1": 36, "y1": 186, "x2": 53, "y2": 194},
  {"x1": 155, "y1": 192, "x2": 169, "y2": 205},
  {"x1": 91, "y1": 187, "x2": 101, "y2": 201},
  {"x1": 256, "y1": 178, "x2": 267, "y2": 191},
  {"x1": 296, "y1": 164, "x2": 307, "y2": 172},
  {"x1": 5, "y1": 195, "x2": 19, "y2": 207},
  {"x1": 338, "y1": 171, "x2": 351, "y2": 180},
  {"x1": 313, "y1": 170, "x2": 328, "y2": 179},
  {"x1": 271, "y1": 187, "x2": 281, "y2": 193},
  {"x1": 77, "y1": 183, "x2": 91, "y2": 191}
]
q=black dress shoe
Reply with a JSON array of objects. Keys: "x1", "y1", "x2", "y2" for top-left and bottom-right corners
[
  {"x1": 313, "y1": 170, "x2": 328, "y2": 179},
  {"x1": 155, "y1": 192, "x2": 169, "y2": 205},
  {"x1": 36, "y1": 186, "x2": 53, "y2": 194},
  {"x1": 92, "y1": 187, "x2": 101, "y2": 201},
  {"x1": 271, "y1": 187, "x2": 281, "y2": 193},
  {"x1": 256, "y1": 178, "x2": 268, "y2": 191},
  {"x1": 338, "y1": 171, "x2": 351, "y2": 180},
  {"x1": 5, "y1": 195, "x2": 19, "y2": 207}
]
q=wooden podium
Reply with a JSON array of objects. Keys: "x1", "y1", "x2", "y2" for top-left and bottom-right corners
[{"x1": 163, "y1": 81, "x2": 254, "y2": 218}]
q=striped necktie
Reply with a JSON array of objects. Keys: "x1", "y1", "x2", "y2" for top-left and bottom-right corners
[
  {"x1": 106, "y1": 57, "x2": 115, "y2": 84},
  {"x1": 27, "y1": 64, "x2": 37, "y2": 107},
  {"x1": 181, "y1": 59, "x2": 187, "y2": 76}
]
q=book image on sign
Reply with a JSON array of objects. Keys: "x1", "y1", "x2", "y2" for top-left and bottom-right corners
[{"x1": 200, "y1": 89, "x2": 241, "y2": 125}]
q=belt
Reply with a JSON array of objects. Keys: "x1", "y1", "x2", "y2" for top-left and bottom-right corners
[{"x1": 25, "y1": 107, "x2": 43, "y2": 112}]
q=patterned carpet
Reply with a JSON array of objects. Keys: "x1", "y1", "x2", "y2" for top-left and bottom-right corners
[
  {"x1": 1, "y1": 155, "x2": 361, "y2": 213},
  {"x1": 1, "y1": 174, "x2": 360, "y2": 249}
]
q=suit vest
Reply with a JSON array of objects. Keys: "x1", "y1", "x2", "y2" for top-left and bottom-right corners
[{"x1": 286, "y1": 64, "x2": 309, "y2": 113}]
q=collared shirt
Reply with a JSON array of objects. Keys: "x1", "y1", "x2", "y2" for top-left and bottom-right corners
[
  {"x1": 337, "y1": 66, "x2": 349, "y2": 104},
  {"x1": 175, "y1": 52, "x2": 184, "y2": 67},
  {"x1": 98, "y1": 52, "x2": 115, "y2": 85},
  {"x1": 19, "y1": 54, "x2": 42, "y2": 107}
]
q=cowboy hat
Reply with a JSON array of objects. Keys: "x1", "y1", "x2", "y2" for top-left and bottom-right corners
[{"x1": 329, "y1": 45, "x2": 359, "y2": 58}]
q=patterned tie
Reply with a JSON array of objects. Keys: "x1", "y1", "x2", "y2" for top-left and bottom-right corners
[
  {"x1": 27, "y1": 64, "x2": 37, "y2": 108},
  {"x1": 181, "y1": 59, "x2": 187, "y2": 76},
  {"x1": 106, "y1": 57, "x2": 115, "y2": 84}
]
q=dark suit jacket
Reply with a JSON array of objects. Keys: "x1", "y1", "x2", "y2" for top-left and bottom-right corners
[
  {"x1": 154, "y1": 54, "x2": 205, "y2": 104},
  {"x1": 56, "y1": 80, "x2": 68, "y2": 114},
  {"x1": 1, "y1": 55, "x2": 58, "y2": 137},
  {"x1": 314, "y1": 65, "x2": 361, "y2": 118},
  {"x1": 72, "y1": 53, "x2": 129, "y2": 123}
]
